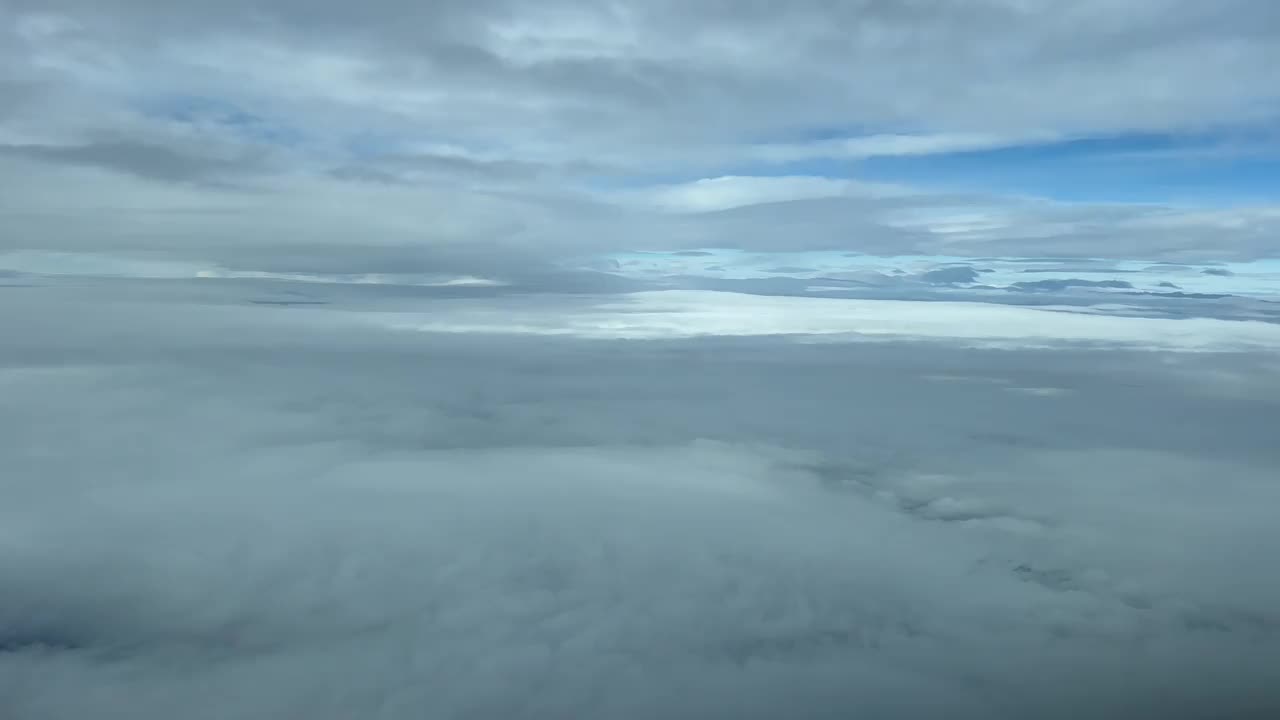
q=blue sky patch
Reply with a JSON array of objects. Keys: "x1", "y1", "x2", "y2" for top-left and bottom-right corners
[
  {"x1": 731, "y1": 130, "x2": 1280, "y2": 205},
  {"x1": 137, "y1": 95, "x2": 306, "y2": 147}
]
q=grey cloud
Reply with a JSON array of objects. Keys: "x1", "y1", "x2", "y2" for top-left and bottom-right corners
[
  {"x1": 3, "y1": 278, "x2": 1280, "y2": 718},
  {"x1": 9, "y1": 1, "x2": 1280, "y2": 150},
  {"x1": 0, "y1": 152, "x2": 636, "y2": 283},
  {"x1": 328, "y1": 151, "x2": 604, "y2": 187},
  {"x1": 919, "y1": 266, "x2": 981, "y2": 284},
  {"x1": 1123, "y1": 289, "x2": 1232, "y2": 300},
  {"x1": 3, "y1": 2, "x2": 1280, "y2": 270},
  {"x1": 329, "y1": 155, "x2": 539, "y2": 184},
  {"x1": 664, "y1": 197, "x2": 928, "y2": 254},
  {"x1": 654, "y1": 196, "x2": 1280, "y2": 260},
  {"x1": 3, "y1": 154, "x2": 1277, "y2": 279},
  {"x1": 761, "y1": 266, "x2": 818, "y2": 274},
  {"x1": 813, "y1": 269, "x2": 901, "y2": 286},
  {"x1": 1009, "y1": 278, "x2": 1135, "y2": 291},
  {"x1": 1019, "y1": 268, "x2": 1139, "y2": 274},
  {"x1": 0, "y1": 140, "x2": 267, "y2": 184}
]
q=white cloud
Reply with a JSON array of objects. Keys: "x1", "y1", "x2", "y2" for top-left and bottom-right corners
[
  {"x1": 747, "y1": 132, "x2": 1061, "y2": 164},
  {"x1": 379, "y1": 289, "x2": 1280, "y2": 352},
  {"x1": 640, "y1": 175, "x2": 911, "y2": 213}
]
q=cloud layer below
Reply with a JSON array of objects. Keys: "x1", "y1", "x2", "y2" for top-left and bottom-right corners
[{"x1": 3, "y1": 275, "x2": 1280, "y2": 718}]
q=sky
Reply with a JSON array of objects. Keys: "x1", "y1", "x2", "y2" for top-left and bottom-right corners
[
  {"x1": 3, "y1": 0, "x2": 1280, "y2": 277},
  {"x1": 3, "y1": 2, "x2": 1280, "y2": 719}
]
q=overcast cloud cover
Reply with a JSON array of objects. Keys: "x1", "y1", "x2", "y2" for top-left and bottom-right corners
[{"x1": 3, "y1": 1, "x2": 1280, "y2": 719}]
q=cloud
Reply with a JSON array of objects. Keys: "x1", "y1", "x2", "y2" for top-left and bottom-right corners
[
  {"x1": 17, "y1": 0, "x2": 1278, "y2": 140},
  {"x1": 746, "y1": 132, "x2": 1062, "y2": 164},
  {"x1": 3, "y1": 276, "x2": 1280, "y2": 718},
  {"x1": 1008, "y1": 278, "x2": 1135, "y2": 292},
  {"x1": 0, "y1": 139, "x2": 267, "y2": 183},
  {"x1": 640, "y1": 175, "x2": 909, "y2": 214},
  {"x1": 919, "y1": 266, "x2": 982, "y2": 285},
  {"x1": 377, "y1": 288, "x2": 1280, "y2": 351},
  {"x1": 3, "y1": 1, "x2": 1280, "y2": 276},
  {"x1": 585, "y1": 252, "x2": 1280, "y2": 324}
]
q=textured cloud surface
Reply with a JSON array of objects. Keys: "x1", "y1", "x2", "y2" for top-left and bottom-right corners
[{"x1": 3, "y1": 277, "x2": 1280, "y2": 719}]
